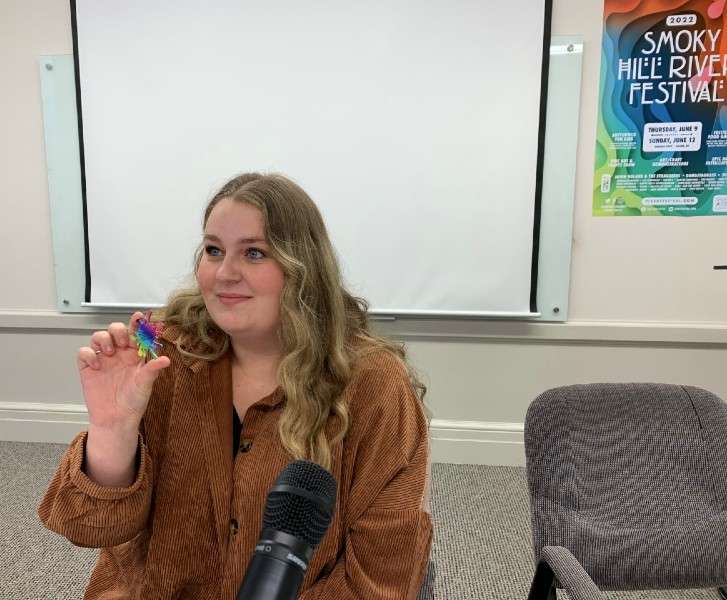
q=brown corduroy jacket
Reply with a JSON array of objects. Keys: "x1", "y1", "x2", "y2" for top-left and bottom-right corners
[{"x1": 38, "y1": 326, "x2": 432, "y2": 599}]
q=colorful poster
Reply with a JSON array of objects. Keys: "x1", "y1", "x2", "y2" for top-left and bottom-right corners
[{"x1": 594, "y1": 0, "x2": 727, "y2": 216}]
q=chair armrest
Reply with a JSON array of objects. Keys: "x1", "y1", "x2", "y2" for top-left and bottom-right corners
[{"x1": 527, "y1": 546, "x2": 606, "y2": 600}]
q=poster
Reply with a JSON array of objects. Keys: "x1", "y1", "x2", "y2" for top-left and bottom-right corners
[{"x1": 594, "y1": 0, "x2": 727, "y2": 216}]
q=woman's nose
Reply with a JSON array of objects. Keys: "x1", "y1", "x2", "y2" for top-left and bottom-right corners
[{"x1": 216, "y1": 256, "x2": 242, "y2": 282}]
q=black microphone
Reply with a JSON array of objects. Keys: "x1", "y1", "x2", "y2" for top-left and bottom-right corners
[{"x1": 236, "y1": 460, "x2": 337, "y2": 600}]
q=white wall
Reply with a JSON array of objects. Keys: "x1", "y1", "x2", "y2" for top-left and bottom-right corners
[{"x1": 1, "y1": 0, "x2": 726, "y2": 465}]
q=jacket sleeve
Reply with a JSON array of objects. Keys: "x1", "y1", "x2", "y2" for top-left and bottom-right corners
[
  {"x1": 299, "y1": 362, "x2": 434, "y2": 600},
  {"x1": 37, "y1": 429, "x2": 154, "y2": 548},
  {"x1": 37, "y1": 336, "x2": 177, "y2": 549}
]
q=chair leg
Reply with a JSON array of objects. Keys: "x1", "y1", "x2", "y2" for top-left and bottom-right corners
[{"x1": 528, "y1": 560, "x2": 556, "y2": 600}]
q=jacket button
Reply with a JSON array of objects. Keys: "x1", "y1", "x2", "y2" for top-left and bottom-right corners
[{"x1": 240, "y1": 438, "x2": 253, "y2": 453}]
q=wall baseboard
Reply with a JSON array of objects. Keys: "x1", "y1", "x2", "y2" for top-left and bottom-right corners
[
  {"x1": 429, "y1": 419, "x2": 525, "y2": 466},
  {"x1": 0, "y1": 402, "x2": 88, "y2": 444},
  {"x1": 0, "y1": 402, "x2": 525, "y2": 466}
]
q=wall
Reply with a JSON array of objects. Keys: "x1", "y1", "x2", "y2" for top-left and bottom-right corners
[{"x1": 1, "y1": 0, "x2": 726, "y2": 465}]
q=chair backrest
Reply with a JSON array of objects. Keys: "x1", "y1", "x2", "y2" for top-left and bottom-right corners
[
  {"x1": 417, "y1": 560, "x2": 436, "y2": 600},
  {"x1": 524, "y1": 383, "x2": 727, "y2": 590}
]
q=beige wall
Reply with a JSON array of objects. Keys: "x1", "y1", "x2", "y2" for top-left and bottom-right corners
[
  {"x1": 1, "y1": 0, "x2": 726, "y2": 464},
  {"x1": 0, "y1": 0, "x2": 72, "y2": 308}
]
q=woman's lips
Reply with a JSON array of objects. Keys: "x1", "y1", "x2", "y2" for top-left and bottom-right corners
[{"x1": 217, "y1": 295, "x2": 252, "y2": 305}]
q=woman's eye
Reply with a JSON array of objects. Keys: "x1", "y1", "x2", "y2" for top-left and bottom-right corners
[
  {"x1": 245, "y1": 247, "x2": 266, "y2": 260},
  {"x1": 204, "y1": 245, "x2": 223, "y2": 257}
]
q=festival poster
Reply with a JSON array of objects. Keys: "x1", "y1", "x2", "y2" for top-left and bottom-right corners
[{"x1": 594, "y1": 0, "x2": 727, "y2": 216}]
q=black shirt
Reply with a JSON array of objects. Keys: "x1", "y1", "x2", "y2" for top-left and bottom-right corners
[{"x1": 232, "y1": 408, "x2": 242, "y2": 455}]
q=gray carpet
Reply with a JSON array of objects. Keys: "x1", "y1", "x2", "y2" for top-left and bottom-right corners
[{"x1": 0, "y1": 441, "x2": 719, "y2": 599}]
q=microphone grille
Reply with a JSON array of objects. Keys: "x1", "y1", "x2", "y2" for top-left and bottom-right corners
[{"x1": 263, "y1": 460, "x2": 337, "y2": 548}]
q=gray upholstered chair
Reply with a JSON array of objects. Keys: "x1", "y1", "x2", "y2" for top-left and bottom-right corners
[
  {"x1": 417, "y1": 561, "x2": 436, "y2": 600},
  {"x1": 524, "y1": 383, "x2": 727, "y2": 600}
]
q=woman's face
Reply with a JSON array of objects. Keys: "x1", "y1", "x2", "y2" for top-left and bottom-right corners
[{"x1": 197, "y1": 198, "x2": 285, "y2": 346}]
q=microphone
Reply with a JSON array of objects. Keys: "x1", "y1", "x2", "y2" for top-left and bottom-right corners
[{"x1": 236, "y1": 460, "x2": 337, "y2": 600}]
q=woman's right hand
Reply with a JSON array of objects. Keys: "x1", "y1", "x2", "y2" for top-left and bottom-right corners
[{"x1": 77, "y1": 311, "x2": 171, "y2": 433}]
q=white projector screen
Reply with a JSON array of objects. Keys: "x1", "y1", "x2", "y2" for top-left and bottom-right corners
[{"x1": 73, "y1": 0, "x2": 551, "y2": 316}]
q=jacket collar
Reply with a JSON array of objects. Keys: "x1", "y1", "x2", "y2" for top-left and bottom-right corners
[
  {"x1": 159, "y1": 324, "x2": 215, "y2": 374},
  {"x1": 160, "y1": 323, "x2": 285, "y2": 406}
]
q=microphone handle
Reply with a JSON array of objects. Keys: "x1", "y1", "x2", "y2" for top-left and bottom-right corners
[
  {"x1": 236, "y1": 530, "x2": 313, "y2": 600},
  {"x1": 236, "y1": 552, "x2": 304, "y2": 600}
]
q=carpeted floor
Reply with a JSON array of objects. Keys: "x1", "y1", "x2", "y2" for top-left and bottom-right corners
[{"x1": 0, "y1": 441, "x2": 719, "y2": 599}]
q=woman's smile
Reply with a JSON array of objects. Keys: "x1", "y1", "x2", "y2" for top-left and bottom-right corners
[{"x1": 216, "y1": 294, "x2": 252, "y2": 305}]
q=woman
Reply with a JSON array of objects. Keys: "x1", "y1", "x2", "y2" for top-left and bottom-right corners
[{"x1": 38, "y1": 173, "x2": 432, "y2": 599}]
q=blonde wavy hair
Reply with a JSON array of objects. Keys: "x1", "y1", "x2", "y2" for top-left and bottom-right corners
[{"x1": 156, "y1": 173, "x2": 426, "y2": 470}]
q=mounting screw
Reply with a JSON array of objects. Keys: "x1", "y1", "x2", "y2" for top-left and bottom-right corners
[
  {"x1": 553, "y1": 307, "x2": 560, "y2": 314},
  {"x1": 63, "y1": 299, "x2": 70, "y2": 305},
  {"x1": 567, "y1": 44, "x2": 574, "y2": 52},
  {"x1": 45, "y1": 63, "x2": 53, "y2": 71}
]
